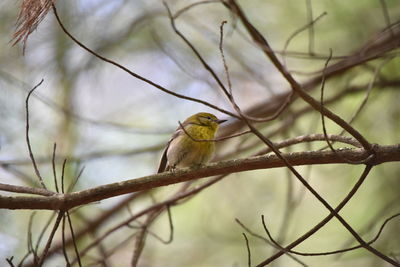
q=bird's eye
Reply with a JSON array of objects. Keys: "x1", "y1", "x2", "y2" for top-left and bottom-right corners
[{"x1": 207, "y1": 116, "x2": 212, "y2": 120}]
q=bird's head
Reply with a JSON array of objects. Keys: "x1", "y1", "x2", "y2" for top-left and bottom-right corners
[{"x1": 184, "y1": 112, "x2": 227, "y2": 131}]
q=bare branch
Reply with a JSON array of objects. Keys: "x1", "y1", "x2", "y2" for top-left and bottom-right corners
[
  {"x1": 0, "y1": 183, "x2": 55, "y2": 196},
  {"x1": 131, "y1": 211, "x2": 159, "y2": 266},
  {"x1": 173, "y1": 0, "x2": 220, "y2": 19},
  {"x1": 235, "y1": 218, "x2": 307, "y2": 266},
  {"x1": 67, "y1": 166, "x2": 85, "y2": 193},
  {"x1": 2, "y1": 143, "x2": 164, "y2": 166},
  {"x1": 319, "y1": 49, "x2": 366, "y2": 164},
  {"x1": 61, "y1": 159, "x2": 67, "y2": 194},
  {"x1": 51, "y1": 4, "x2": 239, "y2": 120},
  {"x1": 52, "y1": 143, "x2": 59, "y2": 193},
  {"x1": 339, "y1": 57, "x2": 395, "y2": 134},
  {"x1": 34, "y1": 212, "x2": 57, "y2": 259},
  {"x1": 256, "y1": 164, "x2": 374, "y2": 265},
  {"x1": 128, "y1": 204, "x2": 174, "y2": 245},
  {"x1": 261, "y1": 212, "x2": 400, "y2": 257},
  {"x1": 6, "y1": 256, "x2": 15, "y2": 267},
  {"x1": 61, "y1": 215, "x2": 71, "y2": 266},
  {"x1": 66, "y1": 211, "x2": 82, "y2": 267},
  {"x1": 25, "y1": 79, "x2": 47, "y2": 189},
  {"x1": 219, "y1": 20, "x2": 233, "y2": 95},
  {"x1": 224, "y1": 0, "x2": 373, "y2": 152},
  {"x1": 379, "y1": 0, "x2": 394, "y2": 37},
  {"x1": 43, "y1": 192, "x2": 146, "y2": 262},
  {"x1": 306, "y1": 0, "x2": 315, "y2": 55},
  {"x1": 255, "y1": 134, "x2": 361, "y2": 156},
  {"x1": 242, "y1": 233, "x2": 251, "y2": 267},
  {"x1": 282, "y1": 11, "x2": 327, "y2": 67},
  {"x1": 1, "y1": 144, "x2": 400, "y2": 211},
  {"x1": 178, "y1": 120, "x2": 251, "y2": 142},
  {"x1": 36, "y1": 211, "x2": 64, "y2": 267}
]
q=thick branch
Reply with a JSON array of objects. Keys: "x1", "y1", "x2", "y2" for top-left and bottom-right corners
[{"x1": 1, "y1": 144, "x2": 399, "y2": 210}]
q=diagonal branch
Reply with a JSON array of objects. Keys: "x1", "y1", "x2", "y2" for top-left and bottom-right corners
[
  {"x1": 223, "y1": 0, "x2": 373, "y2": 152},
  {"x1": 51, "y1": 4, "x2": 239, "y2": 120}
]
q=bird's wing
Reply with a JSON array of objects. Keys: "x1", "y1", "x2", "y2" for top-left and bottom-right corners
[
  {"x1": 157, "y1": 126, "x2": 184, "y2": 173},
  {"x1": 157, "y1": 145, "x2": 169, "y2": 173}
]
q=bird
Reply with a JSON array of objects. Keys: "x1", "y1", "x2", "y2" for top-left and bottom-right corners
[{"x1": 157, "y1": 112, "x2": 227, "y2": 173}]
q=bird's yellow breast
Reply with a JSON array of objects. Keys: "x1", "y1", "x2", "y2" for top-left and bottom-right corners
[{"x1": 166, "y1": 124, "x2": 216, "y2": 168}]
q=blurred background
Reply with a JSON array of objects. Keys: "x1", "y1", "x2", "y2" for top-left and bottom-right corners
[{"x1": 0, "y1": 0, "x2": 399, "y2": 266}]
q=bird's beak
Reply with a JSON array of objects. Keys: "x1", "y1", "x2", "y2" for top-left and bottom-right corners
[{"x1": 216, "y1": 119, "x2": 227, "y2": 124}]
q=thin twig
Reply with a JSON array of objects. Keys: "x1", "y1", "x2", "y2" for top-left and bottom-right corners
[
  {"x1": 127, "y1": 205, "x2": 174, "y2": 245},
  {"x1": 164, "y1": 2, "x2": 230, "y2": 100},
  {"x1": 299, "y1": 212, "x2": 400, "y2": 256},
  {"x1": 25, "y1": 79, "x2": 47, "y2": 189},
  {"x1": 379, "y1": 0, "x2": 394, "y2": 37},
  {"x1": 282, "y1": 11, "x2": 327, "y2": 67},
  {"x1": 38, "y1": 192, "x2": 147, "y2": 262},
  {"x1": 320, "y1": 51, "x2": 350, "y2": 154},
  {"x1": 319, "y1": 49, "x2": 374, "y2": 164},
  {"x1": 87, "y1": 232, "x2": 139, "y2": 267},
  {"x1": 0, "y1": 183, "x2": 55, "y2": 196},
  {"x1": 261, "y1": 215, "x2": 288, "y2": 253},
  {"x1": 220, "y1": 20, "x2": 292, "y2": 123},
  {"x1": 317, "y1": 58, "x2": 393, "y2": 153},
  {"x1": 276, "y1": 146, "x2": 295, "y2": 243},
  {"x1": 164, "y1": 205, "x2": 174, "y2": 244},
  {"x1": 219, "y1": 20, "x2": 232, "y2": 95},
  {"x1": 306, "y1": 0, "x2": 315, "y2": 55},
  {"x1": 36, "y1": 211, "x2": 64, "y2": 267},
  {"x1": 3, "y1": 143, "x2": 164, "y2": 166},
  {"x1": 85, "y1": 223, "x2": 110, "y2": 267},
  {"x1": 67, "y1": 166, "x2": 85, "y2": 193},
  {"x1": 178, "y1": 120, "x2": 250, "y2": 142},
  {"x1": 242, "y1": 233, "x2": 251, "y2": 267},
  {"x1": 61, "y1": 159, "x2": 67, "y2": 194},
  {"x1": 261, "y1": 212, "x2": 400, "y2": 256},
  {"x1": 131, "y1": 211, "x2": 159, "y2": 266},
  {"x1": 0, "y1": 164, "x2": 37, "y2": 186},
  {"x1": 6, "y1": 257, "x2": 15, "y2": 267},
  {"x1": 28, "y1": 211, "x2": 38, "y2": 266},
  {"x1": 335, "y1": 196, "x2": 400, "y2": 259},
  {"x1": 66, "y1": 211, "x2": 82, "y2": 267},
  {"x1": 52, "y1": 143, "x2": 59, "y2": 193},
  {"x1": 256, "y1": 165, "x2": 374, "y2": 265},
  {"x1": 235, "y1": 218, "x2": 308, "y2": 266},
  {"x1": 34, "y1": 212, "x2": 57, "y2": 260},
  {"x1": 338, "y1": 57, "x2": 394, "y2": 136},
  {"x1": 255, "y1": 133, "x2": 361, "y2": 156},
  {"x1": 51, "y1": 4, "x2": 239, "y2": 120},
  {"x1": 4, "y1": 70, "x2": 171, "y2": 135},
  {"x1": 173, "y1": 0, "x2": 220, "y2": 19},
  {"x1": 62, "y1": 215, "x2": 71, "y2": 266}
]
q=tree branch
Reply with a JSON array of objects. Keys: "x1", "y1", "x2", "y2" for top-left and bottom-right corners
[{"x1": 1, "y1": 144, "x2": 399, "y2": 210}]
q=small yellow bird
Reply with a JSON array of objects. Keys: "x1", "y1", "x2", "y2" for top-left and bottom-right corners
[{"x1": 157, "y1": 112, "x2": 227, "y2": 173}]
